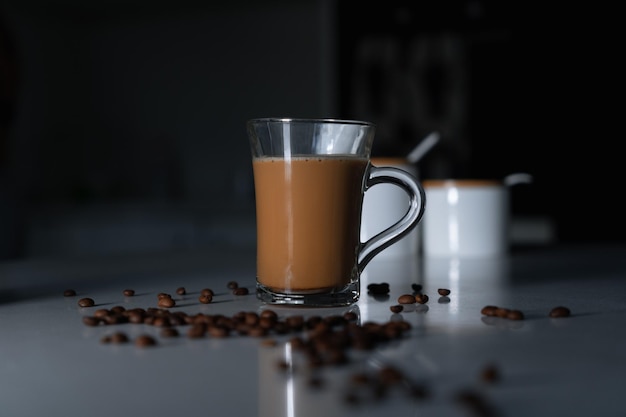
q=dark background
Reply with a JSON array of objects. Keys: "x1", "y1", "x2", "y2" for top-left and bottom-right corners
[{"x1": 0, "y1": 0, "x2": 622, "y2": 260}]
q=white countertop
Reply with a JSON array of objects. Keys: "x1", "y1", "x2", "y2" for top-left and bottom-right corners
[{"x1": 1, "y1": 243, "x2": 625, "y2": 417}]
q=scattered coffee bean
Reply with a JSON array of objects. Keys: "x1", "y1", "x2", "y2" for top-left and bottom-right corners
[
  {"x1": 135, "y1": 335, "x2": 157, "y2": 347},
  {"x1": 201, "y1": 288, "x2": 214, "y2": 296},
  {"x1": 437, "y1": 288, "x2": 451, "y2": 296},
  {"x1": 480, "y1": 364, "x2": 500, "y2": 383},
  {"x1": 398, "y1": 294, "x2": 416, "y2": 304},
  {"x1": 411, "y1": 283, "x2": 423, "y2": 293},
  {"x1": 176, "y1": 287, "x2": 186, "y2": 295},
  {"x1": 390, "y1": 305, "x2": 404, "y2": 313},
  {"x1": 199, "y1": 294, "x2": 213, "y2": 304},
  {"x1": 343, "y1": 311, "x2": 358, "y2": 322},
  {"x1": 233, "y1": 287, "x2": 249, "y2": 296},
  {"x1": 506, "y1": 310, "x2": 524, "y2": 321},
  {"x1": 82, "y1": 316, "x2": 100, "y2": 326},
  {"x1": 157, "y1": 297, "x2": 176, "y2": 308},
  {"x1": 122, "y1": 289, "x2": 135, "y2": 297},
  {"x1": 157, "y1": 292, "x2": 170, "y2": 299},
  {"x1": 64, "y1": 289, "x2": 77, "y2": 297},
  {"x1": 367, "y1": 282, "x2": 390, "y2": 295},
  {"x1": 227, "y1": 281, "x2": 239, "y2": 289},
  {"x1": 111, "y1": 331, "x2": 129, "y2": 344},
  {"x1": 160, "y1": 328, "x2": 180, "y2": 338},
  {"x1": 415, "y1": 294, "x2": 429, "y2": 304},
  {"x1": 481, "y1": 305, "x2": 498, "y2": 316},
  {"x1": 260, "y1": 338, "x2": 278, "y2": 347},
  {"x1": 549, "y1": 306, "x2": 571, "y2": 318},
  {"x1": 78, "y1": 298, "x2": 95, "y2": 307},
  {"x1": 495, "y1": 307, "x2": 510, "y2": 318}
]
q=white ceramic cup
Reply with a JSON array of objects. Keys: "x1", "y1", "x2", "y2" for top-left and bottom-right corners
[
  {"x1": 361, "y1": 157, "x2": 420, "y2": 259},
  {"x1": 422, "y1": 179, "x2": 509, "y2": 258}
]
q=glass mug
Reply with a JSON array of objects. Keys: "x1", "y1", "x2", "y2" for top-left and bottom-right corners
[{"x1": 247, "y1": 118, "x2": 426, "y2": 306}]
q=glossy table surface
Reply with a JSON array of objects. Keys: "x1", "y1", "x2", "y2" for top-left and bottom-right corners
[{"x1": 1, "y1": 243, "x2": 625, "y2": 417}]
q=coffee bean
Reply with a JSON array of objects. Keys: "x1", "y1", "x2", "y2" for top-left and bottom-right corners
[
  {"x1": 122, "y1": 289, "x2": 135, "y2": 297},
  {"x1": 78, "y1": 298, "x2": 95, "y2": 307},
  {"x1": 506, "y1": 310, "x2": 524, "y2": 321},
  {"x1": 260, "y1": 338, "x2": 278, "y2": 347},
  {"x1": 480, "y1": 364, "x2": 500, "y2": 383},
  {"x1": 157, "y1": 293, "x2": 170, "y2": 299},
  {"x1": 495, "y1": 307, "x2": 510, "y2": 318},
  {"x1": 398, "y1": 294, "x2": 416, "y2": 304},
  {"x1": 367, "y1": 283, "x2": 390, "y2": 295},
  {"x1": 390, "y1": 305, "x2": 404, "y2": 313},
  {"x1": 343, "y1": 311, "x2": 358, "y2": 322},
  {"x1": 549, "y1": 306, "x2": 571, "y2": 318},
  {"x1": 199, "y1": 294, "x2": 213, "y2": 304},
  {"x1": 201, "y1": 288, "x2": 214, "y2": 296},
  {"x1": 160, "y1": 328, "x2": 180, "y2": 338},
  {"x1": 415, "y1": 294, "x2": 429, "y2": 304},
  {"x1": 64, "y1": 289, "x2": 76, "y2": 297},
  {"x1": 82, "y1": 316, "x2": 100, "y2": 326},
  {"x1": 233, "y1": 287, "x2": 249, "y2": 296},
  {"x1": 111, "y1": 332, "x2": 129, "y2": 344},
  {"x1": 437, "y1": 288, "x2": 451, "y2": 296},
  {"x1": 135, "y1": 335, "x2": 157, "y2": 347},
  {"x1": 227, "y1": 281, "x2": 239, "y2": 289},
  {"x1": 176, "y1": 287, "x2": 186, "y2": 295},
  {"x1": 158, "y1": 297, "x2": 176, "y2": 308},
  {"x1": 411, "y1": 283, "x2": 422, "y2": 293},
  {"x1": 481, "y1": 305, "x2": 498, "y2": 316}
]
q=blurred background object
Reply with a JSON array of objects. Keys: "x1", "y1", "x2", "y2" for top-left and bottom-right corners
[{"x1": 0, "y1": 0, "x2": 621, "y2": 260}]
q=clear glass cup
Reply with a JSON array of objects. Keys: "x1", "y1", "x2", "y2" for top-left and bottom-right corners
[{"x1": 247, "y1": 118, "x2": 426, "y2": 306}]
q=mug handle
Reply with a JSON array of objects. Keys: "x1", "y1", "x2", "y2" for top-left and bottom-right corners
[{"x1": 358, "y1": 164, "x2": 427, "y2": 273}]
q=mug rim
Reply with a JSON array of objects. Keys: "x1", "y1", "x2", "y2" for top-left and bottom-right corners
[{"x1": 247, "y1": 117, "x2": 376, "y2": 127}]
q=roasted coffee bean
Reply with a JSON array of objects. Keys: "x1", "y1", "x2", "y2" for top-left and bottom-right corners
[
  {"x1": 260, "y1": 309, "x2": 278, "y2": 321},
  {"x1": 208, "y1": 326, "x2": 229, "y2": 338},
  {"x1": 199, "y1": 294, "x2": 213, "y2": 304},
  {"x1": 200, "y1": 288, "x2": 214, "y2": 296},
  {"x1": 122, "y1": 289, "x2": 135, "y2": 297},
  {"x1": 367, "y1": 283, "x2": 390, "y2": 295},
  {"x1": 549, "y1": 306, "x2": 571, "y2": 318},
  {"x1": 93, "y1": 308, "x2": 109, "y2": 318},
  {"x1": 343, "y1": 311, "x2": 358, "y2": 322},
  {"x1": 495, "y1": 307, "x2": 510, "y2": 318},
  {"x1": 176, "y1": 287, "x2": 186, "y2": 295},
  {"x1": 506, "y1": 310, "x2": 524, "y2": 321},
  {"x1": 260, "y1": 338, "x2": 278, "y2": 347},
  {"x1": 110, "y1": 305, "x2": 126, "y2": 314},
  {"x1": 187, "y1": 324, "x2": 207, "y2": 338},
  {"x1": 411, "y1": 283, "x2": 423, "y2": 293},
  {"x1": 233, "y1": 287, "x2": 249, "y2": 296},
  {"x1": 390, "y1": 305, "x2": 404, "y2": 313},
  {"x1": 157, "y1": 293, "x2": 171, "y2": 299},
  {"x1": 111, "y1": 332, "x2": 129, "y2": 344},
  {"x1": 64, "y1": 289, "x2": 76, "y2": 297},
  {"x1": 135, "y1": 335, "x2": 157, "y2": 347},
  {"x1": 82, "y1": 316, "x2": 100, "y2": 326},
  {"x1": 437, "y1": 288, "x2": 451, "y2": 296},
  {"x1": 481, "y1": 305, "x2": 498, "y2": 316},
  {"x1": 415, "y1": 294, "x2": 429, "y2": 304},
  {"x1": 160, "y1": 328, "x2": 179, "y2": 338},
  {"x1": 158, "y1": 297, "x2": 176, "y2": 308},
  {"x1": 78, "y1": 298, "x2": 95, "y2": 307},
  {"x1": 227, "y1": 281, "x2": 239, "y2": 289},
  {"x1": 480, "y1": 364, "x2": 500, "y2": 383},
  {"x1": 398, "y1": 294, "x2": 416, "y2": 304}
]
